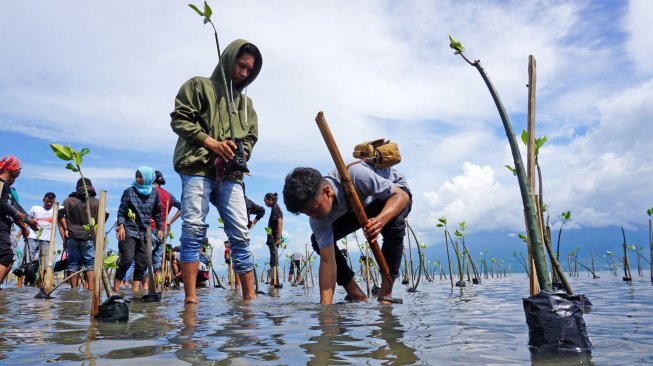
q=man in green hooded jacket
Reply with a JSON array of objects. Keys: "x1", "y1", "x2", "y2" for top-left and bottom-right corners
[{"x1": 171, "y1": 39, "x2": 262, "y2": 304}]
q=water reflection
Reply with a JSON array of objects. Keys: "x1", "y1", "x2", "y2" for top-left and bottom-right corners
[
  {"x1": 367, "y1": 306, "x2": 418, "y2": 364},
  {"x1": 0, "y1": 272, "x2": 651, "y2": 364},
  {"x1": 303, "y1": 306, "x2": 361, "y2": 365}
]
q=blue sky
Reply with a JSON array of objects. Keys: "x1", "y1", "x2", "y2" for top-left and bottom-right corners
[{"x1": 1, "y1": 0, "x2": 652, "y2": 267}]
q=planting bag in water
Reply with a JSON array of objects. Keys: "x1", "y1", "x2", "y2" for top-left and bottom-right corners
[
  {"x1": 97, "y1": 295, "x2": 130, "y2": 323},
  {"x1": 523, "y1": 291, "x2": 592, "y2": 353}
]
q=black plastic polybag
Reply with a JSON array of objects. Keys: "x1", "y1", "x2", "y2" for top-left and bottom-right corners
[
  {"x1": 523, "y1": 291, "x2": 592, "y2": 353},
  {"x1": 97, "y1": 295, "x2": 130, "y2": 322}
]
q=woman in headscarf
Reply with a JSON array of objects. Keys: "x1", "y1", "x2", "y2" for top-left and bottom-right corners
[
  {"x1": 0, "y1": 155, "x2": 38, "y2": 285},
  {"x1": 113, "y1": 166, "x2": 163, "y2": 292}
]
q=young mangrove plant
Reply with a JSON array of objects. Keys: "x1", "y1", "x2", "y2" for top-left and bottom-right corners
[
  {"x1": 556, "y1": 211, "x2": 572, "y2": 260},
  {"x1": 454, "y1": 221, "x2": 481, "y2": 284},
  {"x1": 449, "y1": 35, "x2": 591, "y2": 352},
  {"x1": 406, "y1": 221, "x2": 427, "y2": 291},
  {"x1": 448, "y1": 36, "x2": 552, "y2": 293},
  {"x1": 436, "y1": 217, "x2": 454, "y2": 288},
  {"x1": 627, "y1": 245, "x2": 650, "y2": 277},
  {"x1": 437, "y1": 217, "x2": 464, "y2": 287},
  {"x1": 50, "y1": 144, "x2": 128, "y2": 321},
  {"x1": 621, "y1": 227, "x2": 632, "y2": 281},
  {"x1": 603, "y1": 251, "x2": 617, "y2": 276}
]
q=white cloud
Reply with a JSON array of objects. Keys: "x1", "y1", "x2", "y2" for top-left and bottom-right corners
[
  {"x1": 624, "y1": 0, "x2": 653, "y2": 75},
  {"x1": 2, "y1": 0, "x2": 652, "y2": 252}
]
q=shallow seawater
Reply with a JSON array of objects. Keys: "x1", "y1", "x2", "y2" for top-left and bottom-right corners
[{"x1": 0, "y1": 272, "x2": 651, "y2": 365}]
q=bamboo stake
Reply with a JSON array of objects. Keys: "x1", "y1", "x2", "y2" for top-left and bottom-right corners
[
  {"x1": 160, "y1": 201, "x2": 170, "y2": 290},
  {"x1": 43, "y1": 202, "x2": 59, "y2": 292},
  {"x1": 91, "y1": 191, "x2": 108, "y2": 318},
  {"x1": 315, "y1": 112, "x2": 392, "y2": 282}
]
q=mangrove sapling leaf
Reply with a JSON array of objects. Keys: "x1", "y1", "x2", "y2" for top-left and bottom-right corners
[
  {"x1": 449, "y1": 35, "x2": 553, "y2": 292},
  {"x1": 556, "y1": 210, "x2": 571, "y2": 259},
  {"x1": 65, "y1": 163, "x2": 79, "y2": 172},
  {"x1": 505, "y1": 165, "x2": 517, "y2": 176},
  {"x1": 448, "y1": 35, "x2": 464, "y2": 54},
  {"x1": 264, "y1": 227, "x2": 272, "y2": 235},
  {"x1": 50, "y1": 144, "x2": 74, "y2": 161}
]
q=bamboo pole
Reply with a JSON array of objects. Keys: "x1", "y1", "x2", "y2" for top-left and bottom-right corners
[
  {"x1": 43, "y1": 202, "x2": 59, "y2": 292},
  {"x1": 444, "y1": 231, "x2": 454, "y2": 288},
  {"x1": 315, "y1": 112, "x2": 392, "y2": 281},
  {"x1": 160, "y1": 201, "x2": 170, "y2": 289},
  {"x1": 91, "y1": 191, "x2": 108, "y2": 318},
  {"x1": 650, "y1": 218, "x2": 652, "y2": 283}
]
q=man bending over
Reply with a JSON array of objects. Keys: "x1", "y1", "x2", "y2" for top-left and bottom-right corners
[{"x1": 282, "y1": 163, "x2": 411, "y2": 305}]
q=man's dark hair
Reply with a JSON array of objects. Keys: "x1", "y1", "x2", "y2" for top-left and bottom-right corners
[
  {"x1": 283, "y1": 167, "x2": 326, "y2": 214},
  {"x1": 44, "y1": 192, "x2": 56, "y2": 199},
  {"x1": 238, "y1": 44, "x2": 260, "y2": 65}
]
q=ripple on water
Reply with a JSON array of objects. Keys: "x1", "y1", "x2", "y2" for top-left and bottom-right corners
[{"x1": 0, "y1": 271, "x2": 652, "y2": 364}]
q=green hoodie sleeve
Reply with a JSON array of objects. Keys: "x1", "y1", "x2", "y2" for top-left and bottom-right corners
[
  {"x1": 241, "y1": 98, "x2": 259, "y2": 160},
  {"x1": 170, "y1": 78, "x2": 210, "y2": 147}
]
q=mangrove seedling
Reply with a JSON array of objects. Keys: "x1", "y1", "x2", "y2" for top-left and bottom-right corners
[
  {"x1": 448, "y1": 35, "x2": 554, "y2": 292},
  {"x1": 555, "y1": 211, "x2": 572, "y2": 260},
  {"x1": 436, "y1": 216, "x2": 457, "y2": 288},
  {"x1": 621, "y1": 227, "x2": 632, "y2": 281}
]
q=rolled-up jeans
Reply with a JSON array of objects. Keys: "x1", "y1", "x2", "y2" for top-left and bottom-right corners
[
  {"x1": 179, "y1": 175, "x2": 253, "y2": 274},
  {"x1": 151, "y1": 231, "x2": 164, "y2": 272}
]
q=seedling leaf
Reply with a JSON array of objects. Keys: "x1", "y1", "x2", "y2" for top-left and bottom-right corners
[
  {"x1": 188, "y1": 3, "x2": 204, "y2": 16},
  {"x1": 65, "y1": 163, "x2": 79, "y2": 172},
  {"x1": 50, "y1": 144, "x2": 73, "y2": 161},
  {"x1": 448, "y1": 35, "x2": 465, "y2": 54},
  {"x1": 203, "y1": 0, "x2": 212, "y2": 18}
]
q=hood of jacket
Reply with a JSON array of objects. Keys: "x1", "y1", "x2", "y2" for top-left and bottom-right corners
[{"x1": 210, "y1": 39, "x2": 262, "y2": 92}]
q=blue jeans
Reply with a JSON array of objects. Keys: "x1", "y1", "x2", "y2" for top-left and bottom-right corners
[
  {"x1": 179, "y1": 175, "x2": 253, "y2": 274},
  {"x1": 151, "y1": 234, "x2": 164, "y2": 271},
  {"x1": 28, "y1": 239, "x2": 50, "y2": 262},
  {"x1": 66, "y1": 238, "x2": 95, "y2": 272}
]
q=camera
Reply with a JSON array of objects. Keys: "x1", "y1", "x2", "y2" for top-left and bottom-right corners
[{"x1": 224, "y1": 140, "x2": 249, "y2": 174}]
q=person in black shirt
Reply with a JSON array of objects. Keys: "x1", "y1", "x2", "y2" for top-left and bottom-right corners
[
  {"x1": 245, "y1": 196, "x2": 265, "y2": 229},
  {"x1": 0, "y1": 155, "x2": 38, "y2": 285},
  {"x1": 264, "y1": 192, "x2": 283, "y2": 286}
]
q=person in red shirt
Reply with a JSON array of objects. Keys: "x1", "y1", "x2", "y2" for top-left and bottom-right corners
[{"x1": 146, "y1": 171, "x2": 181, "y2": 290}]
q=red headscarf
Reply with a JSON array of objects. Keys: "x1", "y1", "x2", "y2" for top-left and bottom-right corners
[{"x1": 0, "y1": 155, "x2": 22, "y2": 173}]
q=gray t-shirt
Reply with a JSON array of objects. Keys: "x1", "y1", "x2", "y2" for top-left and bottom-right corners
[{"x1": 310, "y1": 162, "x2": 409, "y2": 249}]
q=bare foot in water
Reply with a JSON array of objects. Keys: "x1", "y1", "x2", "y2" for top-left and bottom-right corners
[{"x1": 343, "y1": 278, "x2": 368, "y2": 301}]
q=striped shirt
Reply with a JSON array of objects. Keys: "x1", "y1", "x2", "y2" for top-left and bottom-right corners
[{"x1": 117, "y1": 186, "x2": 162, "y2": 240}]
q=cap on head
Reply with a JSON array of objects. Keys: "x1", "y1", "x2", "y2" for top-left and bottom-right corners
[{"x1": 76, "y1": 177, "x2": 93, "y2": 190}]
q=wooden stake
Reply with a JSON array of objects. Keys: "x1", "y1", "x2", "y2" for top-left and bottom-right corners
[
  {"x1": 91, "y1": 191, "x2": 108, "y2": 318},
  {"x1": 315, "y1": 112, "x2": 392, "y2": 282},
  {"x1": 43, "y1": 202, "x2": 59, "y2": 292}
]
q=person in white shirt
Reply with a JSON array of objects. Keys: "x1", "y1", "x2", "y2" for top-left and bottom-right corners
[{"x1": 24, "y1": 192, "x2": 56, "y2": 264}]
